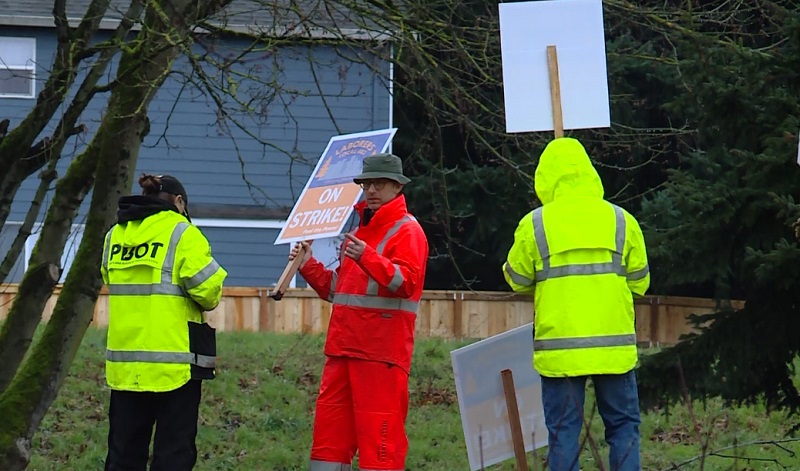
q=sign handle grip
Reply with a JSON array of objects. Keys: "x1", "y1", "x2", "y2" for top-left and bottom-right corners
[
  {"x1": 270, "y1": 243, "x2": 309, "y2": 301},
  {"x1": 502, "y1": 368, "x2": 529, "y2": 470},
  {"x1": 547, "y1": 45, "x2": 564, "y2": 139}
]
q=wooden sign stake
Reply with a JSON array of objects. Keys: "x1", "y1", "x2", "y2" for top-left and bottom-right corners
[
  {"x1": 547, "y1": 45, "x2": 564, "y2": 139},
  {"x1": 270, "y1": 244, "x2": 308, "y2": 301},
  {"x1": 501, "y1": 368, "x2": 529, "y2": 470}
]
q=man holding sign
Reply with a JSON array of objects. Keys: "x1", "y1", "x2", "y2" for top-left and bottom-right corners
[
  {"x1": 290, "y1": 153, "x2": 429, "y2": 471},
  {"x1": 502, "y1": 138, "x2": 650, "y2": 471}
]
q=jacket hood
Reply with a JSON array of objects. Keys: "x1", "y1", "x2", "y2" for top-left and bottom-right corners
[
  {"x1": 114, "y1": 195, "x2": 186, "y2": 246},
  {"x1": 117, "y1": 195, "x2": 181, "y2": 223},
  {"x1": 534, "y1": 138, "x2": 604, "y2": 205}
]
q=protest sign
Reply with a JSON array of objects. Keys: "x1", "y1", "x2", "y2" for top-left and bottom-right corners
[
  {"x1": 275, "y1": 128, "x2": 396, "y2": 245},
  {"x1": 270, "y1": 128, "x2": 396, "y2": 299},
  {"x1": 499, "y1": 0, "x2": 609, "y2": 133},
  {"x1": 451, "y1": 323, "x2": 548, "y2": 470}
]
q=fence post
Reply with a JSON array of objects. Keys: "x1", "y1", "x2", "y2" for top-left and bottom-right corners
[
  {"x1": 453, "y1": 292, "x2": 464, "y2": 339},
  {"x1": 649, "y1": 296, "x2": 660, "y2": 348}
]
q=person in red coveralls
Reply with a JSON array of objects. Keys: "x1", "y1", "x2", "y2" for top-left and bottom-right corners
[{"x1": 290, "y1": 153, "x2": 429, "y2": 471}]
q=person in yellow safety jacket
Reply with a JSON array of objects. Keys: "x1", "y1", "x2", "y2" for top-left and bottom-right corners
[
  {"x1": 502, "y1": 138, "x2": 650, "y2": 471},
  {"x1": 101, "y1": 173, "x2": 227, "y2": 471}
]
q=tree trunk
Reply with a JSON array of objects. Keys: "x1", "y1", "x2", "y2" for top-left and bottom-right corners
[
  {"x1": 0, "y1": 0, "x2": 231, "y2": 466},
  {"x1": 0, "y1": 0, "x2": 148, "y2": 385},
  {"x1": 0, "y1": 145, "x2": 101, "y2": 392}
]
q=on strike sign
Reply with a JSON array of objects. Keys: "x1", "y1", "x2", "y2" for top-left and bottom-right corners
[{"x1": 274, "y1": 128, "x2": 396, "y2": 245}]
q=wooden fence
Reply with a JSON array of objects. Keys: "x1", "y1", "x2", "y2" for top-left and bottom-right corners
[{"x1": 0, "y1": 285, "x2": 743, "y2": 345}]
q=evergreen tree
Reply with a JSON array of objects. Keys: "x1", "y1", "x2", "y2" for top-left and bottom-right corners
[{"x1": 637, "y1": 9, "x2": 800, "y2": 411}]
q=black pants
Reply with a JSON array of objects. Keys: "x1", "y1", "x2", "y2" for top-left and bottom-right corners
[{"x1": 105, "y1": 380, "x2": 202, "y2": 471}]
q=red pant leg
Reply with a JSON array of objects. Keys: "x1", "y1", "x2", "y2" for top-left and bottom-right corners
[
  {"x1": 310, "y1": 356, "x2": 357, "y2": 468},
  {"x1": 349, "y1": 359, "x2": 409, "y2": 471}
]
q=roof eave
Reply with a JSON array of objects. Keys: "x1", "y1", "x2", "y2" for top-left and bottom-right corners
[{"x1": 0, "y1": 14, "x2": 393, "y2": 41}]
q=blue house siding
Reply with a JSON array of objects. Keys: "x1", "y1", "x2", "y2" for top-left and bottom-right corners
[
  {"x1": 197, "y1": 226, "x2": 288, "y2": 288},
  {"x1": 136, "y1": 40, "x2": 392, "y2": 209},
  {"x1": 0, "y1": 26, "x2": 392, "y2": 286}
]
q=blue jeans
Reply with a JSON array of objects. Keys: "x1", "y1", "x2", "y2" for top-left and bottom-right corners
[{"x1": 541, "y1": 370, "x2": 641, "y2": 471}]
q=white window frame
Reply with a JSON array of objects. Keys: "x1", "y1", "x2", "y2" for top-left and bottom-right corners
[
  {"x1": 0, "y1": 37, "x2": 36, "y2": 99},
  {"x1": 24, "y1": 223, "x2": 85, "y2": 283}
]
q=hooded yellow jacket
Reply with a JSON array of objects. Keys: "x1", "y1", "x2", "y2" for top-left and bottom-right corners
[
  {"x1": 101, "y1": 196, "x2": 227, "y2": 392},
  {"x1": 503, "y1": 138, "x2": 650, "y2": 377}
]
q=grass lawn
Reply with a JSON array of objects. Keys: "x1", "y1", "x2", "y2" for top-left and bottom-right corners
[{"x1": 24, "y1": 329, "x2": 800, "y2": 470}]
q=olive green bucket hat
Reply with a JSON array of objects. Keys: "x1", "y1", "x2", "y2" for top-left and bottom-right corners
[{"x1": 353, "y1": 153, "x2": 411, "y2": 184}]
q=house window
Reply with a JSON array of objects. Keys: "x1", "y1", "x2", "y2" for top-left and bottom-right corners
[{"x1": 0, "y1": 37, "x2": 36, "y2": 98}]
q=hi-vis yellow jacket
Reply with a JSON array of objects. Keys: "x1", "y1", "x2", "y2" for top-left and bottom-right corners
[
  {"x1": 503, "y1": 138, "x2": 650, "y2": 377},
  {"x1": 101, "y1": 197, "x2": 227, "y2": 392}
]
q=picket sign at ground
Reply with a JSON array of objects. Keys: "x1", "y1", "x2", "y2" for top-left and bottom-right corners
[{"x1": 451, "y1": 323, "x2": 548, "y2": 470}]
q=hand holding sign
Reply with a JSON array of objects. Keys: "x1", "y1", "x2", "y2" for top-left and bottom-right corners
[
  {"x1": 272, "y1": 240, "x2": 313, "y2": 301},
  {"x1": 289, "y1": 241, "x2": 313, "y2": 267}
]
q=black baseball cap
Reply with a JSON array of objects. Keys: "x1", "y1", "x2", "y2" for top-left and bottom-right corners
[
  {"x1": 158, "y1": 175, "x2": 191, "y2": 220},
  {"x1": 157, "y1": 175, "x2": 188, "y2": 204}
]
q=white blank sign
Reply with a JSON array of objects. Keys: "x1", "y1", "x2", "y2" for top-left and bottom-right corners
[{"x1": 499, "y1": 0, "x2": 610, "y2": 133}]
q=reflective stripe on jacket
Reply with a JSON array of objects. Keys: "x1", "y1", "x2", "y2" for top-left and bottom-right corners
[
  {"x1": 101, "y1": 210, "x2": 227, "y2": 392},
  {"x1": 300, "y1": 194, "x2": 429, "y2": 372},
  {"x1": 502, "y1": 138, "x2": 650, "y2": 377}
]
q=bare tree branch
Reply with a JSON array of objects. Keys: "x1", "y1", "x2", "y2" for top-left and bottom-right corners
[
  {"x1": 0, "y1": 164, "x2": 60, "y2": 285},
  {"x1": 48, "y1": 0, "x2": 146, "y2": 159},
  {"x1": 52, "y1": 0, "x2": 69, "y2": 43},
  {"x1": 0, "y1": 0, "x2": 114, "y2": 233},
  {"x1": 662, "y1": 438, "x2": 800, "y2": 470}
]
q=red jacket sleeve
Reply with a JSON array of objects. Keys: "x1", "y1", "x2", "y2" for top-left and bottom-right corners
[
  {"x1": 356, "y1": 222, "x2": 428, "y2": 299},
  {"x1": 298, "y1": 257, "x2": 339, "y2": 302}
]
